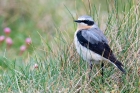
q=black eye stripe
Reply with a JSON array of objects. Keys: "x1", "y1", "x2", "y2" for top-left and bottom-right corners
[{"x1": 80, "y1": 20, "x2": 94, "y2": 26}]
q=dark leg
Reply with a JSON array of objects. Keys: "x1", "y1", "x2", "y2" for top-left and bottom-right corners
[
  {"x1": 90, "y1": 63, "x2": 93, "y2": 71},
  {"x1": 101, "y1": 62, "x2": 104, "y2": 83}
]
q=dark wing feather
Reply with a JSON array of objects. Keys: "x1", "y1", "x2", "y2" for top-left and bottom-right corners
[{"x1": 76, "y1": 30, "x2": 126, "y2": 73}]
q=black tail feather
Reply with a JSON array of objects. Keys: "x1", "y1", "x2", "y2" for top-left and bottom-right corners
[{"x1": 114, "y1": 60, "x2": 126, "y2": 74}]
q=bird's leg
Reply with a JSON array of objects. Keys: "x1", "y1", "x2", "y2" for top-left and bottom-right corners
[
  {"x1": 89, "y1": 62, "x2": 93, "y2": 80},
  {"x1": 90, "y1": 63, "x2": 93, "y2": 71},
  {"x1": 101, "y1": 61, "x2": 104, "y2": 83}
]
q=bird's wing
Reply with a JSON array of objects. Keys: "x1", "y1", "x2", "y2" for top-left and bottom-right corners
[
  {"x1": 82, "y1": 28, "x2": 108, "y2": 44},
  {"x1": 77, "y1": 29, "x2": 112, "y2": 60},
  {"x1": 76, "y1": 29, "x2": 126, "y2": 73}
]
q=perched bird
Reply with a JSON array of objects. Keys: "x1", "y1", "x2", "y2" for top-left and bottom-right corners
[{"x1": 74, "y1": 15, "x2": 126, "y2": 76}]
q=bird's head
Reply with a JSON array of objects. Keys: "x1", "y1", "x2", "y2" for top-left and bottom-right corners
[{"x1": 74, "y1": 15, "x2": 95, "y2": 30}]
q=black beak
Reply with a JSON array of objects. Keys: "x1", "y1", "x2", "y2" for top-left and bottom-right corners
[{"x1": 74, "y1": 20, "x2": 81, "y2": 23}]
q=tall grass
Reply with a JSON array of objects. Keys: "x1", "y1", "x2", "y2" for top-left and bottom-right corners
[{"x1": 0, "y1": 0, "x2": 140, "y2": 92}]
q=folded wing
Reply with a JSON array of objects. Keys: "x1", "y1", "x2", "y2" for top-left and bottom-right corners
[{"x1": 76, "y1": 30, "x2": 126, "y2": 73}]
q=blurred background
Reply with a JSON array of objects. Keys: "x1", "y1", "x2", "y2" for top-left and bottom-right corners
[
  {"x1": 0, "y1": 0, "x2": 138, "y2": 57},
  {"x1": 0, "y1": 0, "x2": 139, "y2": 70},
  {"x1": 0, "y1": 0, "x2": 140, "y2": 92}
]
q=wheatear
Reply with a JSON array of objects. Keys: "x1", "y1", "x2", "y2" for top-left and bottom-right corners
[{"x1": 74, "y1": 15, "x2": 126, "y2": 75}]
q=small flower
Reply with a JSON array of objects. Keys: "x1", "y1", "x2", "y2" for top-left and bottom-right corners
[
  {"x1": 25, "y1": 38, "x2": 32, "y2": 46},
  {"x1": 34, "y1": 63, "x2": 38, "y2": 68},
  {"x1": 6, "y1": 37, "x2": 13, "y2": 48},
  {"x1": 0, "y1": 35, "x2": 5, "y2": 42},
  {"x1": 19, "y1": 45, "x2": 26, "y2": 55},
  {"x1": 4, "y1": 27, "x2": 11, "y2": 36},
  {"x1": 20, "y1": 45, "x2": 26, "y2": 52}
]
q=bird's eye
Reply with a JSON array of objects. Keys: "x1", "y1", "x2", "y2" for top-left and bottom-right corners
[
  {"x1": 82, "y1": 20, "x2": 94, "y2": 26},
  {"x1": 84, "y1": 20, "x2": 89, "y2": 24}
]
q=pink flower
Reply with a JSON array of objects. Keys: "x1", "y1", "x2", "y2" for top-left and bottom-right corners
[
  {"x1": 20, "y1": 45, "x2": 26, "y2": 52},
  {"x1": 0, "y1": 35, "x2": 5, "y2": 42},
  {"x1": 34, "y1": 63, "x2": 38, "y2": 68},
  {"x1": 4, "y1": 27, "x2": 11, "y2": 35},
  {"x1": 19, "y1": 45, "x2": 26, "y2": 55},
  {"x1": 25, "y1": 38, "x2": 32, "y2": 45},
  {"x1": 6, "y1": 37, "x2": 13, "y2": 46}
]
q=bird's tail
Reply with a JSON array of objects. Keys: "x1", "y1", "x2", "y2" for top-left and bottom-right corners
[{"x1": 114, "y1": 60, "x2": 126, "y2": 74}]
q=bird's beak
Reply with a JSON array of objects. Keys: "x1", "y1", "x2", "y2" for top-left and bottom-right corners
[{"x1": 74, "y1": 20, "x2": 81, "y2": 23}]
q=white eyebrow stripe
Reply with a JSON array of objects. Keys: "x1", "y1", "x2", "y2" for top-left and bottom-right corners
[{"x1": 78, "y1": 18, "x2": 86, "y2": 20}]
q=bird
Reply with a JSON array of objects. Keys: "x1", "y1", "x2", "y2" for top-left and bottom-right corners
[{"x1": 74, "y1": 15, "x2": 126, "y2": 78}]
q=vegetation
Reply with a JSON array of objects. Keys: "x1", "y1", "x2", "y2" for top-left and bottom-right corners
[{"x1": 0, "y1": 0, "x2": 140, "y2": 92}]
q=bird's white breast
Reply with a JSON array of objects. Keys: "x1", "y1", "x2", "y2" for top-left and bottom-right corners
[{"x1": 74, "y1": 31, "x2": 103, "y2": 64}]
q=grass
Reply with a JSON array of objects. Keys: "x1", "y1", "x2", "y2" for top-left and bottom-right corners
[{"x1": 0, "y1": 0, "x2": 140, "y2": 92}]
